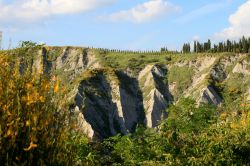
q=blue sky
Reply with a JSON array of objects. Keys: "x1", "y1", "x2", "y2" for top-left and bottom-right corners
[{"x1": 0, "y1": 0, "x2": 249, "y2": 50}]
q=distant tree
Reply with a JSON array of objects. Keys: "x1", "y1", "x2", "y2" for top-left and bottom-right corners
[
  {"x1": 197, "y1": 42, "x2": 202, "y2": 53},
  {"x1": 239, "y1": 39, "x2": 243, "y2": 53},
  {"x1": 182, "y1": 43, "x2": 191, "y2": 53},
  {"x1": 241, "y1": 36, "x2": 249, "y2": 53},
  {"x1": 226, "y1": 40, "x2": 231, "y2": 52},
  {"x1": 248, "y1": 37, "x2": 250, "y2": 53},
  {"x1": 19, "y1": 41, "x2": 39, "y2": 48},
  {"x1": 194, "y1": 41, "x2": 197, "y2": 53},
  {"x1": 161, "y1": 47, "x2": 168, "y2": 52},
  {"x1": 207, "y1": 39, "x2": 211, "y2": 51},
  {"x1": 218, "y1": 42, "x2": 223, "y2": 52}
]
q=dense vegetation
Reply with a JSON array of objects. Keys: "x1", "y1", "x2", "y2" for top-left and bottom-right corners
[
  {"x1": 0, "y1": 49, "x2": 91, "y2": 165},
  {"x1": 186, "y1": 36, "x2": 250, "y2": 53},
  {"x1": 0, "y1": 43, "x2": 250, "y2": 165},
  {"x1": 95, "y1": 99, "x2": 250, "y2": 165}
]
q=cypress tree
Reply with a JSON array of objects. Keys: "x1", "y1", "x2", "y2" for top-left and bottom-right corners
[
  {"x1": 194, "y1": 41, "x2": 197, "y2": 53},
  {"x1": 197, "y1": 42, "x2": 200, "y2": 53},
  {"x1": 213, "y1": 44, "x2": 217, "y2": 53},
  {"x1": 226, "y1": 40, "x2": 231, "y2": 52},
  {"x1": 207, "y1": 39, "x2": 211, "y2": 51},
  {"x1": 248, "y1": 37, "x2": 250, "y2": 53},
  {"x1": 219, "y1": 42, "x2": 223, "y2": 52},
  {"x1": 239, "y1": 39, "x2": 243, "y2": 53},
  {"x1": 242, "y1": 36, "x2": 248, "y2": 53}
]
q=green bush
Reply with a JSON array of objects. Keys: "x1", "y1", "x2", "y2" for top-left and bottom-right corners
[
  {"x1": 0, "y1": 53, "x2": 91, "y2": 165},
  {"x1": 91, "y1": 98, "x2": 250, "y2": 165},
  {"x1": 168, "y1": 66, "x2": 194, "y2": 99}
]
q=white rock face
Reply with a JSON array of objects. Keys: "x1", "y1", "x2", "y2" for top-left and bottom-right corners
[
  {"x1": 32, "y1": 49, "x2": 44, "y2": 74},
  {"x1": 55, "y1": 47, "x2": 101, "y2": 76},
  {"x1": 74, "y1": 106, "x2": 94, "y2": 138},
  {"x1": 152, "y1": 65, "x2": 165, "y2": 77},
  {"x1": 198, "y1": 86, "x2": 222, "y2": 106},
  {"x1": 232, "y1": 60, "x2": 250, "y2": 75},
  {"x1": 86, "y1": 49, "x2": 101, "y2": 69},
  {"x1": 170, "y1": 57, "x2": 216, "y2": 99},
  {"x1": 195, "y1": 57, "x2": 216, "y2": 72},
  {"x1": 73, "y1": 70, "x2": 144, "y2": 139},
  {"x1": 138, "y1": 65, "x2": 171, "y2": 128},
  {"x1": 182, "y1": 54, "x2": 249, "y2": 106},
  {"x1": 138, "y1": 64, "x2": 154, "y2": 80},
  {"x1": 74, "y1": 73, "x2": 119, "y2": 138},
  {"x1": 109, "y1": 79, "x2": 128, "y2": 135},
  {"x1": 56, "y1": 47, "x2": 81, "y2": 71},
  {"x1": 27, "y1": 47, "x2": 250, "y2": 139},
  {"x1": 175, "y1": 57, "x2": 216, "y2": 72},
  {"x1": 71, "y1": 65, "x2": 172, "y2": 138},
  {"x1": 145, "y1": 88, "x2": 168, "y2": 127},
  {"x1": 119, "y1": 88, "x2": 140, "y2": 130}
]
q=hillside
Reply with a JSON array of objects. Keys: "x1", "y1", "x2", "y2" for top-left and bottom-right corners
[
  {"x1": 1, "y1": 46, "x2": 250, "y2": 165},
  {"x1": 1, "y1": 0, "x2": 250, "y2": 163},
  {"x1": 3, "y1": 46, "x2": 250, "y2": 139}
]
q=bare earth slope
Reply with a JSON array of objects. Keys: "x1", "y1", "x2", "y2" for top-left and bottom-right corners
[{"x1": 9, "y1": 46, "x2": 250, "y2": 139}]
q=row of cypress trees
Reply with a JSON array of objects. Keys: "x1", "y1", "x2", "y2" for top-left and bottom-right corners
[
  {"x1": 88, "y1": 36, "x2": 250, "y2": 54},
  {"x1": 183, "y1": 36, "x2": 250, "y2": 53}
]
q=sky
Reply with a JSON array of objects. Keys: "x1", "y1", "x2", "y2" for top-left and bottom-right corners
[{"x1": 0, "y1": 0, "x2": 249, "y2": 50}]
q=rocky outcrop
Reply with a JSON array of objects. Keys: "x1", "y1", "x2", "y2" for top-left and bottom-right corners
[
  {"x1": 73, "y1": 106, "x2": 94, "y2": 138},
  {"x1": 73, "y1": 69, "x2": 145, "y2": 139},
  {"x1": 71, "y1": 65, "x2": 173, "y2": 138},
  {"x1": 55, "y1": 47, "x2": 101, "y2": 76},
  {"x1": 56, "y1": 47, "x2": 86, "y2": 71},
  {"x1": 116, "y1": 71, "x2": 145, "y2": 132},
  {"x1": 32, "y1": 49, "x2": 44, "y2": 74},
  {"x1": 20, "y1": 46, "x2": 101, "y2": 78},
  {"x1": 232, "y1": 60, "x2": 250, "y2": 75},
  {"x1": 15, "y1": 46, "x2": 250, "y2": 139},
  {"x1": 74, "y1": 71, "x2": 124, "y2": 139},
  {"x1": 57, "y1": 52, "x2": 249, "y2": 138},
  {"x1": 210, "y1": 64, "x2": 227, "y2": 82},
  {"x1": 198, "y1": 86, "x2": 222, "y2": 106},
  {"x1": 138, "y1": 65, "x2": 172, "y2": 127},
  {"x1": 182, "y1": 55, "x2": 250, "y2": 106}
]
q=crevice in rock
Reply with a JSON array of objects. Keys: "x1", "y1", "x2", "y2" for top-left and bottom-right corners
[{"x1": 116, "y1": 71, "x2": 145, "y2": 132}]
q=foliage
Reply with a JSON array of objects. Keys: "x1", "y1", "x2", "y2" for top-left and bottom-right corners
[
  {"x1": 0, "y1": 53, "x2": 91, "y2": 165},
  {"x1": 92, "y1": 36, "x2": 250, "y2": 54},
  {"x1": 182, "y1": 43, "x2": 191, "y2": 53},
  {"x1": 19, "y1": 41, "x2": 43, "y2": 48},
  {"x1": 168, "y1": 66, "x2": 194, "y2": 99},
  {"x1": 90, "y1": 99, "x2": 250, "y2": 166},
  {"x1": 161, "y1": 98, "x2": 217, "y2": 134},
  {"x1": 195, "y1": 36, "x2": 250, "y2": 53},
  {"x1": 0, "y1": 46, "x2": 250, "y2": 165}
]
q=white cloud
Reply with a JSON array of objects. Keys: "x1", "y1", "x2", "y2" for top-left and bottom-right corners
[
  {"x1": 104, "y1": 0, "x2": 180, "y2": 23},
  {"x1": 215, "y1": 0, "x2": 250, "y2": 39},
  {"x1": 0, "y1": 0, "x2": 115, "y2": 24}
]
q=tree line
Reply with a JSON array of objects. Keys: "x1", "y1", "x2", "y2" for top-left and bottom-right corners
[
  {"x1": 92, "y1": 47, "x2": 179, "y2": 55},
  {"x1": 182, "y1": 36, "x2": 250, "y2": 53},
  {"x1": 84, "y1": 36, "x2": 250, "y2": 54}
]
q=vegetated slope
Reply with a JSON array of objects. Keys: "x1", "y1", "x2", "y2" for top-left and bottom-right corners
[{"x1": 5, "y1": 46, "x2": 250, "y2": 139}]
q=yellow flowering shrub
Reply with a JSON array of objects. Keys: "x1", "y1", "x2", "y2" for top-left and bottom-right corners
[{"x1": 0, "y1": 52, "x2": 83, "y2": 165}]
